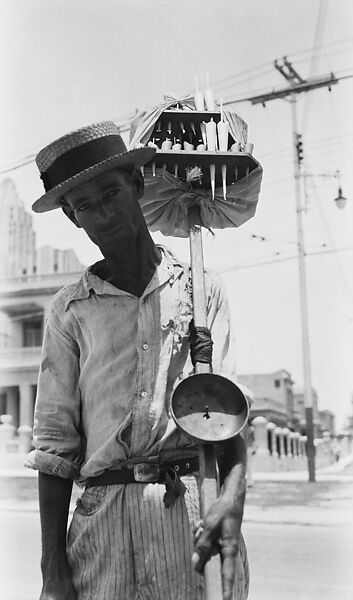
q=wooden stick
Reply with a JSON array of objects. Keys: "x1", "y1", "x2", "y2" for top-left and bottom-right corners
[
  {"x1": 199, "y1": 445, "x2": 222, "y2": 600},
  {"x1": 188, "y1": 205, "x2": 223, "y2": 600}
]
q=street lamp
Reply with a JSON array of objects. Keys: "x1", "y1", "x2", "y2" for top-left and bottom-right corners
[
  {"x1": 333, "y1": 170, "x2": 347, "y2": 209},
  {"x1": 303, "y1": 169, "x2": 348, "y2": 210},
  {"x1": 335, "y1": 188, "x2": 347, "y2": 210}
]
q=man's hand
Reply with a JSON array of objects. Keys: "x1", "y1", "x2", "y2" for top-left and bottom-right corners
[
  {"x1": 40, "y1": 552, "x2": 77, "y2": 600},
  {"x1": 40, "y1": 574, "x2": 77, "y2": 600},
  {"x1": 192, "y1": 434, "x2": 247, "y2": 599},
  {"x1": 192, "y1": 496, "x2": 243, "y2": 600}
]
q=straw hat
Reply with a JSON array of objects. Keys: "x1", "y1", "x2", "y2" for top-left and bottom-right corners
[{"x1": 32, "y1": 121, "x2": 155, "y2": 213}]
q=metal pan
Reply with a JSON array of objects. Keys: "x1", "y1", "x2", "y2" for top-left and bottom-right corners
[{"x1": 171, "y1": 372, "x2": 249, "y2": 443}]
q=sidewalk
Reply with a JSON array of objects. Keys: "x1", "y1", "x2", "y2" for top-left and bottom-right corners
[
  {"x1": 244, "y1": 455, "x2": 353, "y2": 527},
  {"x1": 1, "y1": 453, "x2": 352, "y2": 527},
  {"x1": 244, "y1": 479, "x2": 353, "y2": 527}
]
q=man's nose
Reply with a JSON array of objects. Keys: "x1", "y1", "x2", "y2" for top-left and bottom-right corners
[{"x1": 96, "y1": 202, "x2": 113, "y2": 221}]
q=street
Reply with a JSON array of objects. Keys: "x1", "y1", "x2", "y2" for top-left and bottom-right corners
[
  {"x1": 243, "y1": 521, "x2": 353, "y2": 600},
  {"x1": 1, "y1": 509, "x2": 352, "y2": 600}
]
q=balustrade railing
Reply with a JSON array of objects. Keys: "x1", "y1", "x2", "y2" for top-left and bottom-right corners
[{"x1": 250, "y1": 416, "x2": 351, "y2": 473}]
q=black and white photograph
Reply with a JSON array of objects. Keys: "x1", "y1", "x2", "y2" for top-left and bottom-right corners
[{"x1": 0, "y1": 1, "x2": 352, "y2": 599}]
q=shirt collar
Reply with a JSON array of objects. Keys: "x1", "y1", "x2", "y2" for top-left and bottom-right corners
[{"x1": 64, "y1": 245, "x2": 184, "y2": 311}]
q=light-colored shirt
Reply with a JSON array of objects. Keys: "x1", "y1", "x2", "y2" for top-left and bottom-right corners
[{"x1": 26, "y1": 246, "x2": 238, "y2": 482}]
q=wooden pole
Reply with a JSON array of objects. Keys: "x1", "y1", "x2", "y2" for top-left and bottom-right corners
[{"x1": 188, "y1": 205, "x2": 223, "y2": 599}]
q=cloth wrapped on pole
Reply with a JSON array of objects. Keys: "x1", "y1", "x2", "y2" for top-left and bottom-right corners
[{"x1": 138, "y1": 167, "x2": 262, "y2": 237}]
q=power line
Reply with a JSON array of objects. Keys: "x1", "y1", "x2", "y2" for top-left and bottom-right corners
[
  {"x1": 219, "y1": 245, "x2": 353, "y2": 272},
  {"x1": 1, "y1": 65, "x2": 353, "y2": 177},
  {"x1": 212, "y1": 37, "x2": 353, "y2": 91},
  {"x1": 285, "y1": 36, "x2": 353, "y2": 60}
]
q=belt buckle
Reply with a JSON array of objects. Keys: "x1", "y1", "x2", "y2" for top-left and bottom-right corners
[{"x1": 134, "y1": 463, "x2": 160, "y2": 483}]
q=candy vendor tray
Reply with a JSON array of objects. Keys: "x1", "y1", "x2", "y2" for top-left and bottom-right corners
[{"x1": 143, "y1": 110, "x2": 260, "y2": 190}]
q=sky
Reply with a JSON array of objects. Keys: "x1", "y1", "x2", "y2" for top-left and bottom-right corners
[{"x1": 1, "y1": 0, "x2": 353, "y2": 429}]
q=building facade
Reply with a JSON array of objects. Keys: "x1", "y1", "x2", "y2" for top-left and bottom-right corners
[
  {"x1": 238, "y1": 370, "x2": 331, "y2": 436},
  {"x1": 238, "y1": 369, "x2": 296, "y2": 428},
  {"x1": 0, "y1": 179, "x2": 36, "y2": 279},
  {"x1": 36, "y1": 245, "x2": 83, "y2": 276},
  {"x1": 318, "y1": 409, "x2": 336, "y2": 436},
  {"x1": 0, "y1": 271, "x2": 83, "y2": 429},
  {"x1": 0, "y1": 178, "x2": 84, "y2": 430},
  {"x1": 292, "y1": 386, "x2": 321, "y2": 436}
]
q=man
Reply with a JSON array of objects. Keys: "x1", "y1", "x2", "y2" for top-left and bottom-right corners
[{"x1": 27, "y1": 121, "x2": 250, "y2": 600}]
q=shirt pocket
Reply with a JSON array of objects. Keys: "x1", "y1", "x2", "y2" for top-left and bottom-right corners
[{"x1": 75, "y1": 485, "x2": 107, "y2": 516}]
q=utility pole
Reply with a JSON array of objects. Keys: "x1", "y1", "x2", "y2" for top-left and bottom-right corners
[
  {"x1": 272, "y1": 58, "x2": 316, "y2": 481},
  {"x1": 225, "y1": 58, "x2": 339, "y2": 482}
]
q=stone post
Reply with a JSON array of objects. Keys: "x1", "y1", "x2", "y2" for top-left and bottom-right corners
[
  {"x1": 289, "y1": 432, "x2": 296, "y2": 459},
  {"x1": 275, "y1": 427, "x2": 285, "y2": 458},
  {"x1": 252, "y1": 416, "x2": 273, "y2": 471},
  {"x1": 253, "y1": 417, "x2": 269, "y2": 455},
  {"x1": 266, "y1": 422, "x2": 276, "y2": 455},
  {"x1": 293, "y1": 432, "x2": 300, "y2": 457},
  {"x1": 282, "y1": 428, "x2": 290, "y2": 457},
  {"x1": 0, "y1": 414, "x2": 16, "y2": 452},
  {"x1": 300, "y1": 435, "x2": 307, "y2": 457},
  {"x1": 18, "y1": 425, "x2": 33, "y2": 454}
]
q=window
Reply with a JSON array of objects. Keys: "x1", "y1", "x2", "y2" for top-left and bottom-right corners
[
  {"x1": 23, "y1": 320, "x2": 43, "y2": 347},
  {"x1": 274, "y1": 379, "x2": 281, "y2": 388}
]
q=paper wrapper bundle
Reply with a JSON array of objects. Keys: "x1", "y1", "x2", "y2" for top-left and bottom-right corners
[
  {"x1": 129, "y1": 94, "x2": 263, "y2": 238},
  {"x1": 129, "y1": 93, "x2": 249, "y2": 149}
]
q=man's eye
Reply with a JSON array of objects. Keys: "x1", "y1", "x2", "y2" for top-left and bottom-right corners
[
  {"x1": 77, "y1": 204, "x2": 89, "y2": 212},
  {"x1": 104, "y1": 189, "x2": 119, "y2": 200}
]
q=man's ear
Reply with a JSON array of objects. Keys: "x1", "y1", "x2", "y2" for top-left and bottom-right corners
[
  {"x1": 132, "y1": 168, "x2": 144, "y2": 200},
  {"x1": 61, "y1": 203, "x2": 81, "y2": 228}
]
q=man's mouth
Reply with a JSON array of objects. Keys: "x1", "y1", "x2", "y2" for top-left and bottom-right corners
[{"x1": 99, "y1": 224, "x2": 124, "y2": 236}]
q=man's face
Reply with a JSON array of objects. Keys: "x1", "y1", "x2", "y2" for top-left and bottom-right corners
[{"x1": 62, "y1": 168, "x2": 143, "y2": 249}]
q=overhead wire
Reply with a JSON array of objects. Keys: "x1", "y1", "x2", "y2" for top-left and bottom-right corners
[
  {"x1": 301, "y1": 0, "x2": 329, "y2": 135},
  {"x1": 211, "y1": 37, "x2": 353, "y2": 92},
  {"x1": 285, "y1": 36, "x2": 353, "y2": 59},
  {"x1": 0, "y1": 44, "x2": 352, "y2": 178},
  {"x1": 218, "y1": 245, "x2": 353, "y2": 273}
]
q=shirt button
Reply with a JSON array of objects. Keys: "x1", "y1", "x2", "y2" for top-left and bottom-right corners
[
  {"x1": 142, "y1": 343, "x2": 149, "y2": 350},
  {"x1": 141, "y1": 391, "x2": 147, "y2": 398}
]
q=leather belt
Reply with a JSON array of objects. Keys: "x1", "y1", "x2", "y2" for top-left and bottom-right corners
[{"x1": 85, "y1": 456, "x2": 199, "y2": 488}]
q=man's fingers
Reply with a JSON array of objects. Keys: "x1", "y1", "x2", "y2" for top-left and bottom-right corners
[
  {"x1": 220, "y1": 539, "x2": 239, "y2": 600},
  {"x1": 192, "y1": 508, "x2": 223, "y2": 572},
  {"x1": 222, "y1": 554, "x2": 236, "y2": 600},
  {"x1": 192, "y1": 520, "x2": 204, "y2": 542},
  {"x1": 192, "y1": 520, "x2": 220, "y2": 572},
  {"x1": 192, "y1": 537, "x2": 214, "y2": 572}
]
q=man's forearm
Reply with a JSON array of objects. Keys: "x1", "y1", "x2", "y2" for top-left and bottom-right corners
[
  {"x1": 38, "y1": 472, "x2": 73, "y2": 576},
  {"x1": 216, "y1": 434, "x2": 247, "y2": 508}
]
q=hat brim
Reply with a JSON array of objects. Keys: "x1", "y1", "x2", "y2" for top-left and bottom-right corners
[{"x1": 32, "y1": 146, "x2": 155, "y2": 213}]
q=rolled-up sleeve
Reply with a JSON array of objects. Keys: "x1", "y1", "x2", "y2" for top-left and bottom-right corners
[{"x1": 25, "y1": 295, "x2": 83, "y2": 479}]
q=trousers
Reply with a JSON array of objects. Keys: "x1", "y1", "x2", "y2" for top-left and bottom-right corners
[{"x1": 67, "y1": 476, "x2": 249, "y2": 599}]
